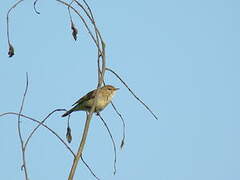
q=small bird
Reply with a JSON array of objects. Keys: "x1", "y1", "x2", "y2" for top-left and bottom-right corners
[{"x1": 62, "y1": 85, "x2": 119, "y2": 117}]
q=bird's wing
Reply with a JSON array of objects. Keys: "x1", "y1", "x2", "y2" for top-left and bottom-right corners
[{"x1": 72, "y1": 89, "x2": 96, "y2": 106}]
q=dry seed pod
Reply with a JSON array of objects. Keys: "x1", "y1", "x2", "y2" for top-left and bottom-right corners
[{"x1": 66, "y1": 127, "x2": 72, "y2": 143}]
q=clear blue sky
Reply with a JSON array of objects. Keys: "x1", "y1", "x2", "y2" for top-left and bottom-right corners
[{"x1": 1, "y1": 0, "x2": 240, "y2": 179}]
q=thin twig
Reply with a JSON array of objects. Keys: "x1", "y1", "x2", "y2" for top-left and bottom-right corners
[
  {"x1": 67, "y1": 0, "x2": 74, "y2": 22},
  {"x1": 17, "y1": 72, "x2": 29, "y2": 180},
  {"x1": 101, "y1": 81, "x2": 125, "y2": 148},
  {"x1": 33, "y1": 0, "x2": 40, "y2": 14},
  {"x1": 82, "y1": 0, "x2": 94, "y2": 20},
  {"x1": 81, "y1": 155, "x2": 101, "y2": 180},
  {"x1": 0, "y1": 112, "x2": 100, "y2": 179},
  {"x1": 80, "y1": 0, "x2": 101, "y2": 73},
  {"x1": 74, "y1": 0, "x2": 93, "y2": 22},
  {"x1": 106, "y1": 68, "x2": 158, "y2": 120},
  {"x1": 7, "y1": 0, "x2": 24, "y2": 45},
  {"x1": 24, "y1": 106, "x2": 100, "y2": 179},
  {"x1": 4, "y1": 2, "x2": 105, "y2": 178},
  {"x1": 110, "y1": 101, "x2": 126, "y2": 149},
  {"x1": 68, "y1": 113, "x2": 91, "y2": 179},
  {"x1": 81, "y1": 0, "x2": 105, "y2": 48},
  {"x1": 63, "y1": 0, "x2": 104, "y2": 79},
  {"x1": 24, "y1": 109, "x2": 67, "y2": 150},
  {"x1": 0, "y1": 112, "x2": 75, "y2": 157},
  {"x1": 73, "y1": 0, "x2": 98, "y2": 41},
  {"x1": 57, "y1": 1, "x2": 106, "y2": 179},
  {"x1": 67, "y1": 0, "x2": 78, "y2": 40},
  {"x1": 6, "y1": 0, "x2": 24, "y2": 57},
  {"x1": 56, "y1": 0, "x2": 101, "y2": 52},
  {"x1": 97, "y1": 113, "x2": 117, "y2": 175},
  {"x1": 87, "y1": 2, "x2": 105, "y2": 84}
]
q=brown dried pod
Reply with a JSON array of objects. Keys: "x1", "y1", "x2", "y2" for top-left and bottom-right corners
[
  {"x1": 120, "y1": 139, "x2": 124, "y2": 149},
  {"x1": 66, "y1": 126, "x2": 72, "y2": 143},
  {"x1": 71, "y1": 22, "x2": 78, "y2": 41},
  {"x1": 8, "y1": 43, "x2": 14, "y2": 57}
]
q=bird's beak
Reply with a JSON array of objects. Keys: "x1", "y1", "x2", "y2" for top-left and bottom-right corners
[{"x1": 115, "y1": 88, "x2": 119, "y2": 91}]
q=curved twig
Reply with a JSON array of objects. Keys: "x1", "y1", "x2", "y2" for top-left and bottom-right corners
[
  {"x1": 7, "y1": 0, "x2": 24, "y2": 45},
  {"x1": 17, "y1": 72, "x2": 29, "y2": 180},
  {"x1": 97, "y1": 113, "x2": 117, "y2": 175},
  {"x1": 81, "y1": 155, "x2": 101, "y2": 180},
  {"x1": 56, "y1": 1, "x2": 106, "y2": 179},
  {"x1": 78, "y1": 0, "x2": 102, "y2": 74},
  {"x1": 81, "y1": 0, "x2": 105, "y2": 51},
  {"x1": 0, "y1": 112, "x2": 100, "y2": 179},
  {"x1": 0, "y1": 112, "x2": 75, "y2": 157},
  {"x1": 7, "y1": 0, "x2": 24, "y2": 57},
  {"x1": 67, "y1": 0, "x2": 78, "y2": 40},
  {"x1": 110, "y1": 101, "x2": 126, "y2": 149},
  {"x1": 33, "y1": 0, "x2": 40, "y2": 14},
  {"x1": 106, "y1": 68, "x2": 158, "y2": 120},
  {"x1": 101, "y1": 80, "x2": 125, "y2": 149},
  {"x1": 67, "y1": 0, "x2": 74, "y2": 22},
  {"x1": 24, "y1": 109, "x2": 67, "y2": 150},
  {"x1": 56, "y1": 0, "x2": 101, "y2": 53}
]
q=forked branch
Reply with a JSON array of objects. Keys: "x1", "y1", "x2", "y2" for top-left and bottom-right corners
[
  {"x1": 17, "y1": 72, "x2": 29, "y2": 180},
  {"x1": 0, "y1": 112, "x2": 100, "y2": 180},
  {"x1": 106, "y1": 68, "x2": 158, "y2": 120},
  {"x1": 55, "y1": 1, "x2": 106, "y2": 179}
]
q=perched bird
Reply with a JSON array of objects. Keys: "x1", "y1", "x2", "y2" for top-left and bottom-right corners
[{"x1": 62, "y1": 85, "x2": 119, "y2": 117}]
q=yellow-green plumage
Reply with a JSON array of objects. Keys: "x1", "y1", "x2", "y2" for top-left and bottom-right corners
[{"x1": 62, "y1": 85, "x2": 118, "y2": 117}]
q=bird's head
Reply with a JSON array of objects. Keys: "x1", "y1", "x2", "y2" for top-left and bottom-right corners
[
  {"x1": 103, "y1": 85, "x2": 119, "y2": 91},
  {"x1": 102, "y1": 85, "x2": 119, "y2": 96}
]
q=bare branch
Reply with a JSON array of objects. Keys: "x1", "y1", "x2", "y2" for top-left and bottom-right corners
[
  {"x1": 80, "y1": 0, "x2": 105, "y2": 47},
  {"x1": 3, "y1": 1, "x2": 118, "y2": 179},
  {"x1": 97, "y1": 113, "x2": 117, "y2": 175},
  {"x1": 17, "y1": 72, "x2": 29, "y2": 180},
  {"x1": 7, "y1": 0, "x2": 24, "y2": 57},
  {"x1": 67, "y1": 0, "x2": 74, "y2": 22},
  {"x1": 23, "y1": 107, "x2": 100, "y2": 179},
  {"x1": 56, "y1": 0, "x2": 101, "y2": 53},
  {"x1": 103, "y1": 79, "x2": 125, "y2": 148},
  {"x1": 0, "y1": 112, "x2": 75, "y2": 157},
  {"x1": 81, "y1": 155, "x2": 101, "y2": 180},
  {"x1": 68, "y1": 111, "x2": 94, "y2": 180},
  {"x1": 0, "y1": 112, "x2": 100, "y2": 179},
  {"x1": 82, "y1": 0, "x2": 94, "y2": 21},
  {"x1": 77, "y1": 0, "x2": 102, "y2": 73},
  {"x1": 56, "y1": 1, "x2": 106, "y2": 179},
  {"x1": 33, "y1": 0, "x2": 40, "y2": 14},
  {"x1": 110, "y1": 101, "x2": 126, "y2": 149},
  {"x1": 24, "y1": 109, "x2": 67, "y2": 150},
  {"x1": 106, "y1": 68, "x2": 158, "y2": 120},
  {"x1": 68, "y1": 70, "x2": 106, "y2": 180}
]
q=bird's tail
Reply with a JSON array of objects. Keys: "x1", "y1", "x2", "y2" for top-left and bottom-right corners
[{"x1": 62, "y1": 108, "x2": 74, "y2": 117}]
